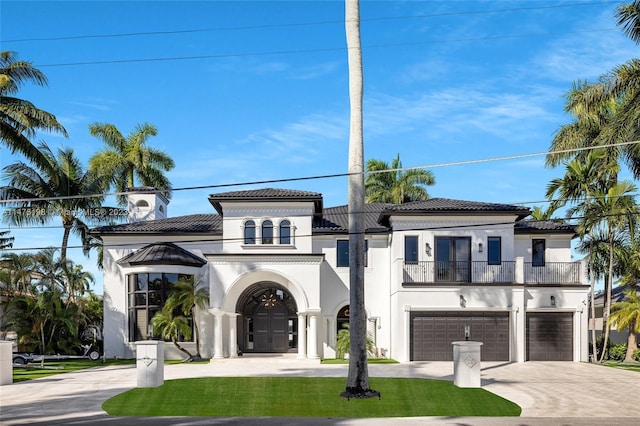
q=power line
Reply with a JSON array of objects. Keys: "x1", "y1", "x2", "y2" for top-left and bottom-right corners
[
  {"x1": 1, "y1": 140, "x2": 638, "y2": 204},
  {"x1": 34, "y1": 27, "x2": 619, "y2": 68},
  {"x1": 3, "y1": 1, "x2": 621, "y2": 44}
]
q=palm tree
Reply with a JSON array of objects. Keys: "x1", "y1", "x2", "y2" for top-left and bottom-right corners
[
  {"x1": 342, "y1": 0, "x2": 377, "y2": 400},
  {"x1": 546, "y1": 150, "x2": 610, "y2": 358},
  {"x1": 88, "y1": 122, "x2": 175, "y2": 205},
  {"x1": 583, "y1": 181, "x2": 639, "y2": 361},
  {"x1": 365, "y1": 153, "x2": 435, "y2": 203},
  {"x1": 62, "y1": 262, "x2": 94, "y2": 304},
  {"x1": 0, "y1": 252, "x2": 36, "y2": 294},
  {"x1": 150, "y1": 307, "x2": 193, "y2": 360},
  {"x1": 0, "y1": 143, "x2": 111, "y2": 260},
  {"x1": 164, "y1": 276, "x2": 209, "y2": 360},
  {"x1": 0, "y1": 51, "x2": 67, "y2": 166},
  {"x1": 0, "y1": 230, "x2": 14, "y2": 250},
  {"x1": 609, "y1": 288, "x2": 640, "y2": 362},
  {"x1": 616, "y1": 1, "x2": 640, "y2": 45}
]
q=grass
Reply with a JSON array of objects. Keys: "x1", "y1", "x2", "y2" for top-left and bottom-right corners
[
  {"x1": 103, "y1": 377, "x2": 521, "y2": 418},
  {"x1": 602, "y1": 360, "x2": 640, "y2": 372},
  {"x1": 321, "y1": 358, "x2": 399, "y2": 364},
  {"x1": 12, "y1": 359, "x2": 135, "y2": 382}
]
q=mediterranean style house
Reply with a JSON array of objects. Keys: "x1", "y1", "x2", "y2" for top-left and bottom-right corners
[{"x1": 91, "y1": 187, "x2": 590, "y2": 363}]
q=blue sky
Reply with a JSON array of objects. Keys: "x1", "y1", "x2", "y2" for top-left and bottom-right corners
[{"x1": 1, "y1": 0, "x2": 638, "y2": 294}]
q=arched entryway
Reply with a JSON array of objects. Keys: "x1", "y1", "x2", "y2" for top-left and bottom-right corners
[{"x1": 236, "y1": 282, "x2": 298, "y2": 353}]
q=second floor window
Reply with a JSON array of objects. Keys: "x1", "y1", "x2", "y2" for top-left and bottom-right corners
[
  {"x1": 532, "y1": 239, "x2": 545, "y2": 267},
  {"x1": 487, "y1": 236, "x2": 501, "y2": 265},
  {"x1": 262, "y1": 220, "x2": 273, "y2": 244},
  {"x1": 405, "y1": 235, "x2": 418, "y2": 263},
  {"x1": 244, "y1": 220, "x2": 256, "y2": 244},
  {"x1": 279, "y1": 220, "x2": 291, "y2": 244},
  {"x1": 337, "y1": 239, "x2": 368, "y2": 267}
]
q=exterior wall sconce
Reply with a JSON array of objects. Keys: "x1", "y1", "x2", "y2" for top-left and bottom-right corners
[
  {"x1": 464, "y1": 325, "x2": 470, "y2": 341},
  {"x1": 550, "y1": 295, "x2": 556, "y2": 307},
  {"x1": 425, "y1": 242, "x2": 431, "y2": 256},
  {"x1": 478, "y1": 242, "x2": 483, "y2": 253},
  {"x1": 459, "y1": 294, "x2": 466, "y2": 308}
]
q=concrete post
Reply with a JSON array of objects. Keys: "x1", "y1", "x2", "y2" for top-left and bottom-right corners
[
  {"x1": 308, "y1": 313, "x2": 319, "y2": 359},
  {"x1": 0, "y1": 341, "x2": 13, "y2": 385},
  {"x1": 297, "y1": 313, "x2": 307, "y2": 359},
  {"x1": 452, "y1": 341, "x2": 483, "y2": 388},
  {"x1": 228, "y1": 313, "x2": 238, "y2": 357},
  {"x1": 135, "y1": 341, "x2": 164, "y2": 388}
]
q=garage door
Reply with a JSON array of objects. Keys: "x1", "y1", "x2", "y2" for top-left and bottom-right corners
[
  {"x1": 411, "y1": 311, "x2": 510, "y2": 361},
  {"x1": 526, "y1": 312, "x2": 573, "y2": 361}
]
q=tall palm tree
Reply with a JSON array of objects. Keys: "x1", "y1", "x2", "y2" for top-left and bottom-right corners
[
  {"x1": 342, "y1": 0, "x2": 377, "y2": 399},
  {"x1": 0, "y1": 230, "x2": 14, "y2": 250},
  {"x1": 62, "y1": 262, "x2": 94, "y2": 304},
  {"x1": 88, "y1": 122, "x2": 175, "y2": 205},
  {"x1": 609, "y1": 287, "x2": 640, "y2": 361},
  {"x1": 546, "y1": 150, "x2": 610, "y2": 358},
  {"x1": 0, "y1": 51, "x2": 67, "y2": 166},
  {"x1": 0, "y1": 143, "x2": 111, "y2": 260},
  {"x1": 365, "y1": 153, "x2": 435, "y2": 204},
  {"x1": 164, "y1": 276, "x2": 209, "y2": 360},
  {"x1": 583, "y1": 181, "x2": 639, "y2": 361},
  {"x1": 616, "y1": 1, "x2": 640, "y2": 45},
  {"x1": 0, "y1": 252, "x2": 36, "y2": 294}
]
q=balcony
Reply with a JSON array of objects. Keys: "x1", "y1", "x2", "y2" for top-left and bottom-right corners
[{"x1": 402, "y1": 260, "x2": 585, "y2": 285}]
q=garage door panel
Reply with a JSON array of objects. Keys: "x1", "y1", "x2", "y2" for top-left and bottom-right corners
[
  {"x1": 526, "y1": 312, "x2": 573, "y2": 361},
  {"x1": 411, "y1": 312, "x2": 509, "y2": 361}
]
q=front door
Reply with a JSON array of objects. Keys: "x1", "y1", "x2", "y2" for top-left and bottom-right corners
[{"x1": 253, "y1": 299, "x2": 288, "y2": 352}]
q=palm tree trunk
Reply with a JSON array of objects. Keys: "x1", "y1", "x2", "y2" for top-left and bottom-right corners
[
  {"x1": 342, "y1": 0, "x2": 377, "y2": 399},
  {"x1": 588, "y1": 231, "x2": 598, "y2": 360},
  {"x1": 599, "y1": 227, "x2": 615, "y2": 362},
  {"x1": 193, "y1": 310, "x2": 202, "y2": 359},
  {"x1": 625, "y1": 320, "x2": 638, "y2": 362}
]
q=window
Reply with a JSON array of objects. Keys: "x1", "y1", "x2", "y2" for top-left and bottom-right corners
[
  {"x1": 435, "y1": 236, "x2": 471, "y2": 282},
  {"x1": 336, "y1": 239, "x2": 368, "y2": 267},
  {"x1": 405, "y1": 235, "x2": 418, "y2": 263},
  {"x1": 127, "y1": 273, "x2": 193, "y2": 341},
  {"x1": 337, "y1": 305, "x2": 350, "y2": 334},
  {"x1": 279, "y1": 220, "x2": 291, "y2": 244},
  {"x1": 487, "y1": 236, "x2": 501, "y2": 265},
  {"x1": 262, "y1": 220, "x2": 273, "y2": 244},
  {"x1": 532, "y1": 239, "x2": 545, "y2": 267},
  {"x1": 244, "y1": 220, "x2": 256, "y2": 244}
]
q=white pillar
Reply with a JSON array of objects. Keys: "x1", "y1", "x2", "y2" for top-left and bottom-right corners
[
  {"x1": 0, "y1": 341, "x2": 13, "y2": 385},
  {"x1": 297, "y1": 313, "x2": 307, "y2": 359},
  {"x1": 452, "y1": 341, "x2": 483, "y2": 388},
  {"x1": 135, "y1": 340, "x2": 164, "y2": 388},
  {"x1": 209, "y1": 310, "x2": 225, "y2": 359},
  {"x1": 228, "y1": 313, "x2": 239, "y2": 358},
  {"x1": 515, "y1": 257, "x2": 524, "y2": 284},
  {"x1": 308, "y1": 312, "x2": 319, "y2": 359}
]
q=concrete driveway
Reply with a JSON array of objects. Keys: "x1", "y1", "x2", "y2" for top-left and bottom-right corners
[{"x1": 1, "y1": 357, "x2": 639, "y2": 425}]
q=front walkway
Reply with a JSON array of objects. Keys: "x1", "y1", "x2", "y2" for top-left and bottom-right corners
[{"x1": 1, "y1": 357, "x2": 638, "y2": 425}]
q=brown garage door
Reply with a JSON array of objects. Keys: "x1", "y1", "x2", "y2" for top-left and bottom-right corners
[
  {"x1": 411, "y1": 311, "x2": 510, "y2": 361},
  {"x1": 526, "y1": 312, "x2": 573, "y2": 361}
]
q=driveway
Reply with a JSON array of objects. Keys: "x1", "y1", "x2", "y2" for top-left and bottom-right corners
[{"x1": 1, "y1": 357, "x2": 638, "y2": 425}]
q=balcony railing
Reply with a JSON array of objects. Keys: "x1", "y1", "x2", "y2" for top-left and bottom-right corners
[{"x1": 402, "y1": 260, "x2": 583, "y2": 285}]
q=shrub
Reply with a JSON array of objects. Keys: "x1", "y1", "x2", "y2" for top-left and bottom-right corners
[
  {"x1": 633, "y1": 348, "x2": 640, "y2": 362},
  {"x1": 608, "y1": 343, "x2": 627, "y2": 361}
]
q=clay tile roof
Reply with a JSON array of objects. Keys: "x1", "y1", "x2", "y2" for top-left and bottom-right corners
[
  {"x1": 314, "y1": 203, "x2": 393, "y2": 234},
  {"x1": 514, "y1": 220, "x2": 577, "y2": 235},
  {"x1": 117, "y1": 242, "x2": 206, "y2": 267},
  {"x1": 90, "y1": 214, "x2": 222, "y2": 235}
]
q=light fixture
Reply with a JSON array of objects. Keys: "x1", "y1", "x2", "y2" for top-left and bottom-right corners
[
  {"x1": 425, "y1": 242, "x2": 432, "y2": 256},
  {"x1": 459, "y1": 294, "x2": 466, "y2": 308},
  {"x1": 550, "y1": 295, "x2": 556, "y2": 307},
  {"x1": 478, "y1": 242, "x2": 483, "y2": 253},
  {"x1": 464, "y1": 325, "x2": 470, "y2": 341}
]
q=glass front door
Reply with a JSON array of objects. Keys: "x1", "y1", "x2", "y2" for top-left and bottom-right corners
[{"x1": 435, "y1": 237, "x2": 471, "y2": 282}]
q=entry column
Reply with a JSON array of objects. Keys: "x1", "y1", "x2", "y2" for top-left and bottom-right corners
[
  {"x1": 208, "y1": 309, "x2": 225, "y2": 359},
  {"x1": 297, "y1": 312, "x2": 307, "y2": 359},
  {"x1": 228, "y1": 313, "x2": 239, "y2": 358},
  {"x1": 307, "y1": 309, "x2": 321, "y2": 359}
]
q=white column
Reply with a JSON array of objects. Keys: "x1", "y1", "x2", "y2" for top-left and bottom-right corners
[
  {"x1": 228, "y1": 313, "x2": 239, "y2": 358},
  {"x1": 515, "y1": 257, "x2": 524, "y2": 284},
  {"x1": 0, "y1": 341, "x2": 13, "y2": 385},
  {"x1": 297, "y1": 313, "x2": 307, "y2": 359},
  {"x1": 209, "y1": 310, "x2": 225, "y2": 359},
  {"x1": 308, "y1": 312, "x2": 319, "y2": 359}
]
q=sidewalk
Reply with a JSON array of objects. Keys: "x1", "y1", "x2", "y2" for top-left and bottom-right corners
[{"x1": 1, "y1": 357, "x2": 639, "y2": 425}]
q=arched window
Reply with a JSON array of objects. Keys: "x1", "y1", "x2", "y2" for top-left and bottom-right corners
[
  {"x1": 262, "y1": 220, "x2": 273, "y2": 244},
  {"x1": 244, "y1": 220, "x2": 256, "y2": 244},
  {"x1": 337, "y1": 305, "x2": 350, "y2": 334},
  {"x1": 135, "y1": 200, "x2": 150, "y2": 208},
  {"x1": 279, "y1": 220, "x2": 291, "y2": 244}
]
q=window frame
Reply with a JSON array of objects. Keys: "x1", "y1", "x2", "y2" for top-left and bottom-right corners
[
  {"x1": 532, "y1": 238, "x2": 546, "y2": 267},
  {"x1": 261, "y1": 220, "x2": 274, "y2": 245},
  {"x1": 487, "y1": 236, "x2": 501, "y2": 265},
  {"x1": 336, "y1": 239, "x2": 368, "y2": 267},
  {"x1": 279, "y1": 220, "x2": 291, "y2": 245},
  {"x1": 404, "y1": 235, "x2": 419, "y2": 264},
  {"x1": 244, "y1": 220, "x2": 256, "y2": 245}
]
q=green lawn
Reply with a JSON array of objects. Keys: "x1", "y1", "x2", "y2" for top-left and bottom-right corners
[
  {"x1": 103, "y1": 377, "x2": 521, "y2": 418},
  {"x1": 602, "y1": 361, "x2": 640, "y2": 372},
  {"x1": 12, "y1": 359, "x2": 135, "y2": 382}
]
